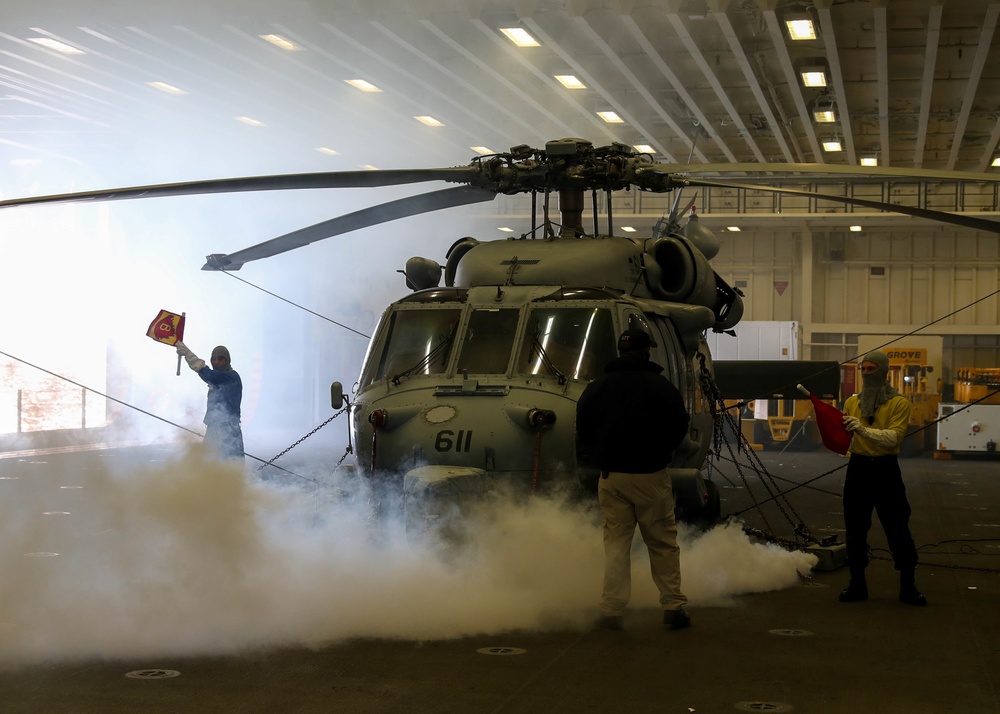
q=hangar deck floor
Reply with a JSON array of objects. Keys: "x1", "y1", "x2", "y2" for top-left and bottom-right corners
[{"x1": 0, "y1": 445, "x2": 998, "y2": 714}]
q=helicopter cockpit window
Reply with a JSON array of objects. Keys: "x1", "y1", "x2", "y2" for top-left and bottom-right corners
[
  {"x1": 456, "y1": 308, "x2": 520, "y2": 374},
  {"x1": 515, "y1": 307, "x2": 616, "y2": 381},
  {"x1": 364, "y1": 308, "x2": 461, "y2": 385}
]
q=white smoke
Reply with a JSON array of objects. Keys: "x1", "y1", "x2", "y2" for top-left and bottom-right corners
[{"x1": 0, "y1": 445, "x2": 816, "y2": 665}]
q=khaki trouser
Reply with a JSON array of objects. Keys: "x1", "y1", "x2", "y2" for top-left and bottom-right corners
[{"x1": 598, "y1": 469, "x2": 686, "y2": 616}]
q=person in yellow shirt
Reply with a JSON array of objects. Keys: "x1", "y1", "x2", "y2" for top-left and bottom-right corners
[{"x1": 839, "y1": 350, "x2": 926, "y2": 606}]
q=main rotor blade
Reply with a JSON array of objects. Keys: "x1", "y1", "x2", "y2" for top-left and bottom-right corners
[
  {"x1": 202, "y1": 185, "x2": 496, "y2": 270},
  {"x1": 684, "y1": 178, "x2": 1000, "y2": 234},
  {"x1": 655, "y1": 163, "x2": 1000, "y2": 183},
  {"x1": 0, "y1": 167, "x2": 482, "y2": 209}
]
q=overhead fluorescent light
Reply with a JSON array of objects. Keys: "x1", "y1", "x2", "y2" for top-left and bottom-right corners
[
  {"x1": 620, "y1": 226, "x2": 636, "y2": 233},
  {"x1": 555, "y1": 75, "x2": 586, "y2": 89},
  {"x1": 500, "y1": 28, "x2": 539, "y2": 47},
  {"x1": 28, "y1": 37, "x2": 85, "y2": 54},
  {"x1": 801, "y1": 70, "x2": 827, "y2": 87},
  {"x1": 259, "y1": 34, "x2": 300, "y2": 50},
  {"x1": 315, "y1": 147, "x2": 340, "y2": 156},
  {"x1": 992, "y1": 157, "x2": 1000, "y2": 167},
  {"x1": 147, "y1": 81, "x2": 187, "y2": 95},
  {"x1": 861, "y1": 157, "x2": 878, "y2": 166},
  {"x1": 850, "y1": 225, "x2": 863, "y2": 232},
  {"x1": 345, "y1": 79, "x2": 382, "y2": 93},
  {"x1": 785, "y1": 18, "x2": 816, "y2": 40},
  {"x1": 597, "y1": 111, "x2": 624, "y2": 123},
  {"x1": 823, "y1": 140, "x2": 842, "y2": 152},
  {"x1": 235, "y1": 116, "x2": 266, "y2": 127},
  {"x1": 498, "y1": 226, "x2": 514, "y2": 232},
  {"x1": 414, "y1": 115, "x2": 444, "y2": 127},
  {"x1": 471, "y1": 146, "x2": 495, "y2": 155},
  {"x1": 633, "y1": 144, "x2": 655, "y2": 154},
  {"x1": 814, "y1": 110, "x2": 836, "y2": 123},
  {"x1": 727, "y1": 226, "x2": 741, "y2": 232}
]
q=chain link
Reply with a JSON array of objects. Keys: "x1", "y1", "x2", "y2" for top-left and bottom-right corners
[{"x1": 254, "y1": 408, "x2": 349, "y2": 474}]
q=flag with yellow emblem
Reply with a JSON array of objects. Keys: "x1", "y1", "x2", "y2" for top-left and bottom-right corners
[{"x1": 146, "y1": 309, "x2": 186, "y2": 346}]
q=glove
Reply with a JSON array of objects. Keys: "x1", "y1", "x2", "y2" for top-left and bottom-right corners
[
  {"x1": 854, "y1": 425, "x2": 902, "y2": 449},
  {"x1": 175, "y1": 341, "x2": 205, "y2": 372},
  {"x1": 842, "y1": 415, "x2": 862, "y2": 432}
]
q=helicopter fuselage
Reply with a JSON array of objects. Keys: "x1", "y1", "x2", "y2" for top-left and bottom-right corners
[{"x1": 347, "y1": 234, "x2": 728, "y2": 529}]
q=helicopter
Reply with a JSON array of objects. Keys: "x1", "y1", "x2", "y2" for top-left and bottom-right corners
[{"x1": 5, "y1": 137, "x2": 1000, "y2": 536}]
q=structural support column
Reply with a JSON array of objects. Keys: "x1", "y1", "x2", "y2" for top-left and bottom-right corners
[{"x1": 799, "y1": 221, "x2": 814, "y2": 361}]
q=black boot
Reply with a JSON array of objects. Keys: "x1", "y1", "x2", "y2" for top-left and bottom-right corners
[
  {"x1": 839, "y1": 568, "x2": 868, "y2": 602},
  {"x1": 899, "y1": 570, "x2": 927, "y2": 606}
]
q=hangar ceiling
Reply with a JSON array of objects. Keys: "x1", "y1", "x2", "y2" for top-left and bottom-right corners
[{"x1": 2, "y1": 0, "x2": 1000, "y2": 223}]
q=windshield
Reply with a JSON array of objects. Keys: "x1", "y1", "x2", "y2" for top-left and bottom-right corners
[
  {"x1": 455, "y1": 308, "x2": 520, "y2": 374},
  {"x1": 363, "y1": 308, "x2": 461, "y2": 385},
  {"x1": 515, "y1": 307, "x2": 616, "y2": 381}
]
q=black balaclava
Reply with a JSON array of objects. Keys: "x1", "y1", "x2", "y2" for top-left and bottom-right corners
[{"x1": 858, "y1": 349, "x2": 898, "y2": 419}]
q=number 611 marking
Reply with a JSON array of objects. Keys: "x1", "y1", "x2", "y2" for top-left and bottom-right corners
[{"x1": 435, "y1": 429, "x2": 473, "y2": 452}]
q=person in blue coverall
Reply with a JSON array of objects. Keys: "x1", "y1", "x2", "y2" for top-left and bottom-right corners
[{"x1": 175, "y1": 341, "x2": 244, "y2": 461}]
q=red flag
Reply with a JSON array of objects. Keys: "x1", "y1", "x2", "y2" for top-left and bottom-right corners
[
  {"x1": 808, "y1": 393, "x2": 852, "y2": 455},
  {"x1": 146, "y1": 309, "x2": 185, "y2": 346}
]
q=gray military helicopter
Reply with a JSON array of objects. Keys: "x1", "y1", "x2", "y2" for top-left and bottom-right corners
[{"x1": 5, "y1": 137, "x2": 1000, "y2": 534}]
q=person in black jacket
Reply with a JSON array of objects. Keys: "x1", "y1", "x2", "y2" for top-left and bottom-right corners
[{"x1": 576, "y1": 329, "x2": 691, "y2": 631}]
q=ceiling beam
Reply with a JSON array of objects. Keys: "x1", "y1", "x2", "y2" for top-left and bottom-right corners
[
  {"x1": 873, "y1": 0, "x2": 889, "y2": 167},
  {"x1": 708, "y1": 0, "x2": 794, "y2": 162},
  {"x1": 619, "y1": 16, "x2": 722, "y2": 162},
  {"x1": 758, "y1": 0, "x2": 823, "y2": 162},
  {"x1": 469, "y1": 18, "x2": 622, "y2": 145},
  {"x1": 815, "y1": 0, "x2": 856, "y2": 165},
  {"x1": 913, "y1": 1, "x2": 943, "y2": 168},
  {"x1": 663, "y1": 13, "x2": 767, "y2": 163},
  {"x1": 946, "y1": 2, "x2": 1000, "y2": 170},
  {"x1": 572, "y1": 15, "x2": 688, "y2": 162},
  {"x1": 520, "y1": 17, "x2": 664, "y2": 156}
]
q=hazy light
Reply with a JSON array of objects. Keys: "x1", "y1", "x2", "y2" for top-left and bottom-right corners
[
  {"x1": 822, "y1": 140, "x2": 842, "y2": 152},
  {"x1": 597, "y1": 111, "x2": 623, "y2": 124},
  {"x1": 28, "y1": 37, "x2": 84, "y2": 54},
  {"x1": 814, "y1": 110, "x2": 836, "y2": 123},
  {"x1": 727, "y1": 226, "x2": 741, "y2": 232},
  {"x1": 147, "y1": 81, "x2": 187, "y2": 95},
  {"x1": 785, "y1": 19, "x2": 816, "y2": 40},
  {"x1": 345, "y1": 79, "x2": 381, "y2": 93},
  {"x1": 850, "y1": 225, "x2": 863, "y2": 232},
  {"x1": 314, "y1": 147, "x2": 340, "y2": 156},
  {"x1": 555, "y1": 75, "x2": 585, "y2": 89},
  {"x1": 470, "y1": 146, "x2": 495, "y2": 155},
  {"x1": 259, "y1": 34, "x2": 300, "y2": 51},
  {"x1": 500, "y1": 28, "x2": 539, "y2": 47},
  {"x1": 360, "y1": 164, "x2": 379, "y2": 170},
  {"x1": 861, "y1": 157, "x2": 878, "y2": 166},
  {"x1": 414, "y1": 115, "x2": 444, "y2": 127},
  {"x1": 801, "y1": 70, "x2": 826, "y2": 87},
  {"x1": 992, "y1": 158, "x2": 1000, "y2": 167},
  {"x1": 633, "y1": 144, "x2": 655, "y2": 154},
  {"x1": 498, "y1": 227, "x2": 514, "y2": 232},
  {"x1": 234, "y1": 116, "x2": 266, "y2": 127},
  {"x1": 620, "y1": 226, "x2": 636, "y2": 233}
]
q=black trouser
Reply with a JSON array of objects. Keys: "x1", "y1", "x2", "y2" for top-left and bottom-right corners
[{"x1": 843, "y1": 454, "x2": 918, "y2": 573}]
